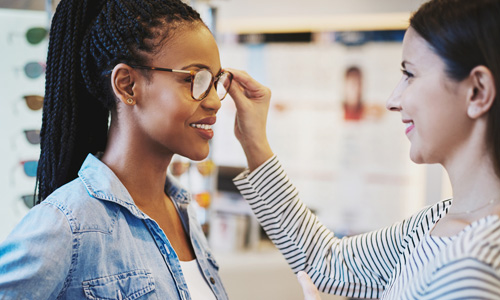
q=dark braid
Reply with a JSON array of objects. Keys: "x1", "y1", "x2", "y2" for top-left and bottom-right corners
[{"x1": 37, "y1": 0, "x2": 203, "y2": 202}]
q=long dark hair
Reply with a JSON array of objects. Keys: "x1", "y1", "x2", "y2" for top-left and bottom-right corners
[
  {"x1": 37, "y1": 0, "x2": 203, "y2": 202},
  {"x1": 410, "y1": 0, "x2": 500, "y2": 176}
]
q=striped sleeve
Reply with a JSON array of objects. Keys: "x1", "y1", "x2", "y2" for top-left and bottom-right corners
[{"x1": 233, "y1": 156, "x2": 428, "y2": 298}]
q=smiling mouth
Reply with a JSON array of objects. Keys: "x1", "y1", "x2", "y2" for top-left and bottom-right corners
[
  {"x1": 405, "y1": 121, "x2": 415, "y2": 134},
  {"x1": 190, "y1": 123, "x2": 213, "y2": 130}
]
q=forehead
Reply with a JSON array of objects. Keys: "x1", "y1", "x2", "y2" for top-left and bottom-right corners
[
  {"x1": 154, "y1": 24, "x2": 221, "y2": 72},
  {"x1": 402, "y1": 27, "x2": 443, "y2": 70}
]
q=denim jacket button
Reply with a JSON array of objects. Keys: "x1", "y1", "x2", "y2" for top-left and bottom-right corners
[{"x1": 210, "y1": 277, "x2": 215, "y2": 284}]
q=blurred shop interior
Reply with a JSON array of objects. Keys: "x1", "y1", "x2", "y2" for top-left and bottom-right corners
[{"x1": 0, "y1": 0, "x2": 449, "y2": 299}]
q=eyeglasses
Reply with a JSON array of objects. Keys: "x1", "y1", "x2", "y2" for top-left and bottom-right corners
[
  {"x1": 129, "y1": 65, "x2": 233, "y2": 101},
  {"x1": 24, "y1": 130, "x2": 41, "y2": 144},
  {"x1": 23, "y1": 95, "x2": 44, "y2": 110},
  {"x1": 24, "y1": 61, "x2": 46, "y2": 79},
  {"x1": 20, "y1": 160, "x2": 38, "y2": 177}
]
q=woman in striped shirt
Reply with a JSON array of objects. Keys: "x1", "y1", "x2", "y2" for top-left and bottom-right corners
[{"x1": 227, "y1": 0, "x2": 500, "y2": 299}]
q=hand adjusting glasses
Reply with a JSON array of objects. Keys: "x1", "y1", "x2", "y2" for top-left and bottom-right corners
[{"x1": 129, "y1": 65, "x2": 233, "y2": 101}]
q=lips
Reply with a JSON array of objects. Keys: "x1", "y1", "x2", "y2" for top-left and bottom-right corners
[
  {"x1": 404, "y1": 120, "x2": 415, "y2": 135},
  {"x1": 190, "y1": 116, "x2": 216, "y2": 139}
]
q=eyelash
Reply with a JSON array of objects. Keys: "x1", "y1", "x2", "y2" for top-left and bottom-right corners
[{"x1": 401, "y1": 69, "x2": 414, "y2": 78}]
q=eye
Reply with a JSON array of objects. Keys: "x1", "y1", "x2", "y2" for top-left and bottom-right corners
[{"x1": 401, "y1": 69, "x2": 414, "y2": 79}]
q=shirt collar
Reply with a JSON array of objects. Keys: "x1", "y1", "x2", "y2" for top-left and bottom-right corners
[{"x1": 78, "y1": 154, "x2": 191, "y2": 219}]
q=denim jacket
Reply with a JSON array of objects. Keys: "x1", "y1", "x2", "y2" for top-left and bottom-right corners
[{"x1": 0, "y1": 154, "x2": 228, "y2": 300}]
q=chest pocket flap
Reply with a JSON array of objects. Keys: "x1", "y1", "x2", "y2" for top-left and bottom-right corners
[{"x1": 83, "y1": 269, "x2": 155, "y2": 300}]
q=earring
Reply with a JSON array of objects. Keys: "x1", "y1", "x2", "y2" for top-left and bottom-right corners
[{"x1": 126, "y1": 98, "x2": 134, "y2": 105}]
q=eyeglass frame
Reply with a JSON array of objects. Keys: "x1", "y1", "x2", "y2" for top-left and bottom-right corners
[{"x1": 128, "y1": 65, "x2": 233, "y2": 101}]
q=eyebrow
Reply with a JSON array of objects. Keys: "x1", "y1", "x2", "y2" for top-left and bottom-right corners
[{"x1": 182, "y1": 63, "x2": 222, "y2": 75}]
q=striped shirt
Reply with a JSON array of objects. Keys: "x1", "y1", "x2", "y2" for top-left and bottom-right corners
[{"x1": 233, "y1": 155, "x2": 500, "y2": 299}]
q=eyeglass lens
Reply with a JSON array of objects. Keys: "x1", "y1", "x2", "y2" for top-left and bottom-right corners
[
  {"x1": 21, "y1": 160, "x2": 38, "y2": 177},
  {"x1": 24, "y1": 62, "x2": 45, "y2": 79},
  {"x1": 192, "y1": 70, "x2": 232, "y2": 100},
  {"x1": 26, "y1": 27, "x2": 48, "y2": 45},
  {"x1": 21, "y1": 194, "x2": 37, "y2": 209},
  {"x1": 24, "y1": 130, "x2": 41, "y2": 144},
  {"x1": 193, "y1": 70, "x2": 213, "y2": 100},
  {"x1": 23, "y1": 95, "x2": 44, "y2": 111},
  {"x1": 216, "y1": 72, "x2": 232, "y2": 100}
]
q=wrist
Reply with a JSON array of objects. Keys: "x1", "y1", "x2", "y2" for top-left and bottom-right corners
[{"x1": 243, "y1": 140, "x2": 274, "y2": 172}]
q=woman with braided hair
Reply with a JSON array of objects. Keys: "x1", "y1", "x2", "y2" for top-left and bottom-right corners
[{"x1": 0, "y1": 0, "x2": 232, "y2": 299}]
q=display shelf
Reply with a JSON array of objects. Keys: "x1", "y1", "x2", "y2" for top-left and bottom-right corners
[{"x1": 0, "y1": 9, "x2": 48, "y2": 242}]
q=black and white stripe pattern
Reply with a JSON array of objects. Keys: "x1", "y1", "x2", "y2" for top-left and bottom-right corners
[{"x1": 233, "y1": 156, "x2": 500, "y2": 299}]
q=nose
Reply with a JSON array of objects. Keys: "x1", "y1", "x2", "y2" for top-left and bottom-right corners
[
  {"x1": 201, "y1": 85, "x2": 222, "y2": 111},
  {"x1": 386, "y1": 78, "x2": 404, "y2": 112}
]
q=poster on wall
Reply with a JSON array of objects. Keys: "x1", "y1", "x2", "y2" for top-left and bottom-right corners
[{"x1": 215, "y1": 32, "x2": 426, "y2": 235}]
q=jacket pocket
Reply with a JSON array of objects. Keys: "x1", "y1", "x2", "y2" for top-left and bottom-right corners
[{"x1": 82, "y1": 269, "x2": 156, "y2": 300}]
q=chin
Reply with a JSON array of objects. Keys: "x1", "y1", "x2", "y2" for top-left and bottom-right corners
[
  {"x1": 409, "y1": 149, "x2": 425, "y2": 165},
  {"x1": 184, "y1": 148, "x2": 210, "y2": 161}
]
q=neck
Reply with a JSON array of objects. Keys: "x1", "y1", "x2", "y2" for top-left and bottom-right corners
[
  {"x1": 101, "y1": 121, "x2": 173, "y2": 207},
  {"x1": 444, "y1": 151, "x2": 500, "y2": 217}
]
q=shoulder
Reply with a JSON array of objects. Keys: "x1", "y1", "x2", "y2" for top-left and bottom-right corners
[
  {"x1": 443, "y1": 216, "x2": 500, "y2": 274},
  {"x1": 42, "y1": 177, "x2": 120, "y2": 234},
  {"x1": 403, "y1": 199, "x2": 451, "y2": 234}
]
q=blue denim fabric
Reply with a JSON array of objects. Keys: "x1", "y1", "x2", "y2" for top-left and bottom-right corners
[{"x1": 0, "y1": 154, "x2": 228, "y2": 300}]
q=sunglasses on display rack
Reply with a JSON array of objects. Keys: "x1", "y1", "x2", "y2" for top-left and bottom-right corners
[
  {"x1": 21, "y1": 194, "x2": 37, "y2": 209},
  {"x1": 24, "y1": 129, "x2": 41, "y2": 144},
  {"x1": 23, "y1": 95, "x2": 44, "y2": 111},
  {"x1": 24, "y1": 61, "x2": 46, "y2": 79},
  {"x1": 20, "y1": 160, "x2": 38, "y2": 177},
  {"x1": 8, "y1": 27, "x2": 48, "y2": 45},
  {"x1": 25, "y1": 27, "x2": 48, "y2": 45},
  {"x1": 128, "y1": 65, "x2": 233, "y2": 101}
]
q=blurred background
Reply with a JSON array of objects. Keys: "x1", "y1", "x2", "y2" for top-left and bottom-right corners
[{"x1": 0, "y1": 0, "x2": 451, "y2": 299}]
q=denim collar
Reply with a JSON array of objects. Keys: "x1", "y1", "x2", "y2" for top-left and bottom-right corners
[{"x1": 78, "y1": 154, "x2": 191, "y2": 219}]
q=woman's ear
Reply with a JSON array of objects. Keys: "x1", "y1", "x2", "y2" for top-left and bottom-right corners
[
  {"x1": 111, "y1": 63, "x2": 137, "y2": 106},
  {"x1": 467, "y1": 65, "x2": 496, "y2": 119}
]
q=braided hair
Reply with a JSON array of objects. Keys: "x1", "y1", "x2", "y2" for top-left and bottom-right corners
[{"x1": 37, "y1": 0, "x2": 203, "y2": 202}]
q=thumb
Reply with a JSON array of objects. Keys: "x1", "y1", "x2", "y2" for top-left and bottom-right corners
[{"x1": 297, "y1": 271, "x2": 321, "y2": 300}]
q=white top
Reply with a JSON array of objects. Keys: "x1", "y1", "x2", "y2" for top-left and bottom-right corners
[
  {"x1": 180, "y1": 260, "x2": 217, "y2": 300},
  {"x1": 233, "y1": 155, "x2": 500, "y2": 300}
]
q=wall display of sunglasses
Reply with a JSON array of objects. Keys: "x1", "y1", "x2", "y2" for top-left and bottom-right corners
[
  {"x1": 24, "y1": 129, "x2": 40, "y2": 145},
  {"x1": 1, "y1": 8, "x2": 48, "y2": 242},
  {"x1": 23, "y1": 95, "x2": 44, "y2": 111},
  {"x1": 20, "y1": 160, "x2": 38, "y2": 177},
  {"x1": 9, "y1": 27, "x2": 48, "y2": 45},
  {"x1": 24, "y1": 61, "x2": 46, "y2": 79}
]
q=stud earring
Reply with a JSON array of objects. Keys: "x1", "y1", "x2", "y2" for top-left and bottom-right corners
[{"x1": 126, "y1": 98, "x2": 134, "y2": 105}]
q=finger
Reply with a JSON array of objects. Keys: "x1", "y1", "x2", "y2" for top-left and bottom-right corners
[
  {"x1": 226, "y1": 68, "x2": 265, "y2": 93},
  {"x1": 297, "y1": 271, "x2": 321, "y2": 300},
  {"x1": 228, "y1": 79, "x2": 247, "y2": 109}
]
